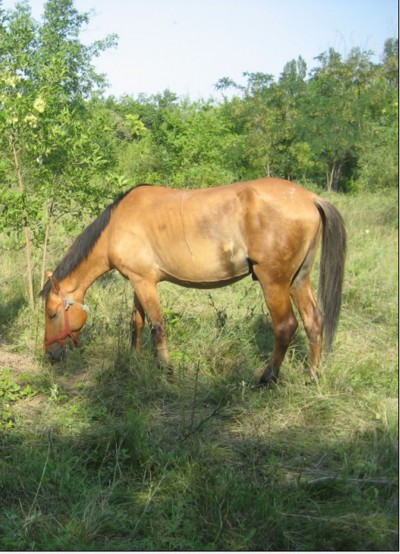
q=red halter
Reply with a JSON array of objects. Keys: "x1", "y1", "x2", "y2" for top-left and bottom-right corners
[{"x1": 43, "y1": 289, "x2": 83, "y2": 350}]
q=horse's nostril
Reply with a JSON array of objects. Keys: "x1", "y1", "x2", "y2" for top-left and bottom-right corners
[{"x1": 48, "y1": 346, "x2": 66, "y2": 362}]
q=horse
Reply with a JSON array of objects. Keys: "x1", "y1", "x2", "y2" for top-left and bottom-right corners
[{"x1": 39, "y1": 177, "x2": 346, "y2": 386}]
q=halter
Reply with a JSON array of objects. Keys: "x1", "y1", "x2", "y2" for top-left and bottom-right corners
[{"x1": 43, "y1": 289, "x2": 89, "y2": 350}]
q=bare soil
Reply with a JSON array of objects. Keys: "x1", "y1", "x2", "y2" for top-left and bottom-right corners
[{"x1": 0, "y1": 349, "x2": 39, "y2": 373}]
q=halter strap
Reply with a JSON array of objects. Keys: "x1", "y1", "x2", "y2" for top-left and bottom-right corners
[
  {"x1": 43, "y1": 289, "x2": 89, "y2": 350},
  {"x1": 64, "y1": 296, "x2": 90, "y2": 313}
]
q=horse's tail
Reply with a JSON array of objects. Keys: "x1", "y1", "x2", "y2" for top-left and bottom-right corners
[{"x1": 314, "y1": 198, "x2": 346, "y2": 353}]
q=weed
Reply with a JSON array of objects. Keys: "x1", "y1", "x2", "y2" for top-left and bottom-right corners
[{"x1": 0, "y1": 369, "x2": 39, "y2": 428}]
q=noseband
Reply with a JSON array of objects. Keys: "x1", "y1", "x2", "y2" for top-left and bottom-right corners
[{"x1": 43, "y1": 289, "x2": 89, "y2": 350}]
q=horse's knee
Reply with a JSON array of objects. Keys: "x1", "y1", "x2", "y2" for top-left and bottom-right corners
[{"x1": 151, "y1": 321, "x2": 166, "y2": 347}]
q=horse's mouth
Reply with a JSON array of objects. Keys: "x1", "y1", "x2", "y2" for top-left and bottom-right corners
[
  {"x1": 47, "y1": 345, "x2": 67, "y2": 363},
  {"x1": 46, "y1": 338, "x2": 78, "y2": 362}
]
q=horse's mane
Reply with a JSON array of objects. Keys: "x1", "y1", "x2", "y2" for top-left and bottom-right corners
[{"x1": 39, "y1": 185, "x2": 150, "y2": 298}]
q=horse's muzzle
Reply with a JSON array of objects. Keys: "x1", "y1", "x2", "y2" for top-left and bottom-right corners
[{"x1": 46, "y1": 343, "x2": 67, "y2": 362}]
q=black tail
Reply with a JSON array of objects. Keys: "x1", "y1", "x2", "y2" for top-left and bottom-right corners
[{"x1": 314, "y1": 199, "x2": 346, "y2": 353}]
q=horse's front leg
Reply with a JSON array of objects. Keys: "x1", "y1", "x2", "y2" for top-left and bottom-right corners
[
  {"x1": 131, "y1": 292, "x2": 145, "y2": 351},
  {"x1": 130, "y1": 279, "x2": 174, "y2": 375}
]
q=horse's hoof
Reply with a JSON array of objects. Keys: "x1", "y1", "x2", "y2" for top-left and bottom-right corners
[
  {"x1": 254, "y1": 373, "x2": 278, "y2": 389},
  {"x1": 165, "y1": 363, "x2": 175, "y2": 382},
  {"x1": 309, "y1": 369, "x2": 319, "y2": 382}
]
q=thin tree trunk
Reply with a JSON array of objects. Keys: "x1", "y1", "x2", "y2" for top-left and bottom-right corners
[
  {"x1": 40, "y1": 206, "x2": 53, "y2": 292},
  {"x1": 264, "y1": 163, "x2": 271, "y2": 177},
  {"x1": 326, "y1": 166, "x2": 333, "y2": 192},
  {"x1": 327, "y1": 161, "x2": 342, "y2": 192},
  {"x1": 12, "y1": 142, "x2": 35, "y2": 308}
]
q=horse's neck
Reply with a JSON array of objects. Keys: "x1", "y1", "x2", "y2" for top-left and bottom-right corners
[{"x1": 61, "y1": 235, "x2": 111, "y2": 301}]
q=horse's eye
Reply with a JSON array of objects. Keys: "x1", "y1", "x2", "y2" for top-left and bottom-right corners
[{"x1": 48, "y1": 313, "x2": 57, "y2": 320}]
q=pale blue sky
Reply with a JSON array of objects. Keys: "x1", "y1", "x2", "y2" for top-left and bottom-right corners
[{"x1": 1, "y1": 0, "x2": 398, "y2": 99}]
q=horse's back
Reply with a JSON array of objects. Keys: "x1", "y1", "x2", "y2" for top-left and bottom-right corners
[{"x1": 117, "y1": 177, "x2": 318, "y2": 211}]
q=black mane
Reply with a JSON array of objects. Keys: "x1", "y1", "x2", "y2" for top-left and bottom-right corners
[{"x1": 40, "y1": 186, "x2": 140, "y2": 298}]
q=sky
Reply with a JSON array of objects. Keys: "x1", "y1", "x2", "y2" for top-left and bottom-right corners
[{"x1": 1, "y1": 0, "x2": 398, "y2": 99}]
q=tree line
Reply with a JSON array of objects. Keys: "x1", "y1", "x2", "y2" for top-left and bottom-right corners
[
  {"x1": 0, "y1": 0, "x2": 398, "y2": 305},
  {"x1": 108, "y1": 41, "x2": 398, "y2": 194}
]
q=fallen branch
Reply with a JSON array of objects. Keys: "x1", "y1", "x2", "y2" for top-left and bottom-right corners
[
  {"x1": 304, "y1": 476, "x2": 398, "y2": 487},
  {"x1": 179, "y1": 400, "x2": 226, "y2": 443}
]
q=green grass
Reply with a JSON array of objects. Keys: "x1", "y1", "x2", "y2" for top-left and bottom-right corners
[{"x1": 0, "y1": 189, "x2": 398, "y2": 551}]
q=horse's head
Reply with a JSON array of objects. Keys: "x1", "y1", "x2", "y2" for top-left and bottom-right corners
[{"x1": 42, "y1": 272, "x2": 89, "y2": 362}]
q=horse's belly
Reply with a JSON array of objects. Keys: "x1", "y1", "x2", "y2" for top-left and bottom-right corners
[{"x1": 159, "y1": 239, "x2": 250, "y2": 285}]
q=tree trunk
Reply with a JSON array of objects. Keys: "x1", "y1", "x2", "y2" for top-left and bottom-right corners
[
  {"x1": 12, "y1": 142, "x2": 35, "y2": 308},
  {"x1": 40, "y1": 199, "x2": 55, "y2": 291},
  {"x1": 326, "y1": 167, "x2": 332, "y2": 191},
  {"x1": 40, "y1": 211, "x2": 52, "y2": 292},
  {"x1": 327, "y1": 161, "x2": 342, "y2": 192}
]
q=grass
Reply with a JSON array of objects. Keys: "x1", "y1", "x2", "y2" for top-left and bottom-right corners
[{"x1": 0, "y1": 189, "x2": 398, "y2": 551}]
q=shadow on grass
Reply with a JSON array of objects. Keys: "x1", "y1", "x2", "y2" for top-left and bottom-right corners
[
  {"x1": 0, "y1": 295, "x2": 26, "y2": 343},
  {"x1": 0, "y1": 342, "x2": 398, "y2": 551}
]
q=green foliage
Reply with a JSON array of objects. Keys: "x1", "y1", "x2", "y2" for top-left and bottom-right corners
[
  {"x1": 110, "y1": 92, "x2": 236, "y2": 187},
  {"x1": 0, "y1": 0, "x2": 119, "y2": 303},
  {"x1": 0, "y1": 369, "x2": 38, "y2": 429},
  {"x1": 107, "y1": 40, "x2": 397, "y2": 192}
]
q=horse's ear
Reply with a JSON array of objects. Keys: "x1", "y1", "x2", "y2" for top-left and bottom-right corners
[{"x1": 46, "y1": 271, "x2": 60, "y2": 293}]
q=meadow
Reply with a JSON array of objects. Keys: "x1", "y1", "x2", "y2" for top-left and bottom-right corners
[{"x1": 0, "y1": 189, "x2": 398, "y2": 551}]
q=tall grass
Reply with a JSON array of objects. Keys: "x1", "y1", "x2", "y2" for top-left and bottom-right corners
[{"x1": 0, "y1": 189, "x2": 398, "y2": 551}]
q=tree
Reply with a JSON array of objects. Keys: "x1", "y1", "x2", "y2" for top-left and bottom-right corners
[
  {"x1": 216, "y1": 72, "x2": 286, "y2": 180},
  {"x1": 214, "y1": 42, "x2": 397, "y2": 191},
  {"x1": 169, "y1": 101, "x2": 236, "y2": 187},
  {"x1": 277, "y1": 57, "x2": 318, "y2": 181},
  {"x1": 299, "y1": 48, "x2": 375, "y2": 191},
  {"x1": 382, "y1": 37, "x2": 398, "y2": 89},
  {"x1": 109, "y1": 92, "x2": 236, "y2": 187},
  {"x1": 0, "y1": 2, "x2": 38, "y2": 305},
  {"x1": 0, "y1": 0, "x2": 117, "y2": 305},
  {"x1": 355, "y1": 39, "x2": 398, "y2": 190}
]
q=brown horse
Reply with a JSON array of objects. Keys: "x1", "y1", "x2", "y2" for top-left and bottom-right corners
[{"x1": 40, "y1": 178, "x2": 346, "y2": 385}]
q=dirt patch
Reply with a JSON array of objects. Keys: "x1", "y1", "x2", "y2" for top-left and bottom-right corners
[
  {"x1": 0, "y1": 347, "x2": 93, "y2": 391},
  {"x1": 15, "y1": 393, "x2": 48, "y2": 422},
  {"x1": 0, "y1": 349, "x2": 40, "y2": 374}
]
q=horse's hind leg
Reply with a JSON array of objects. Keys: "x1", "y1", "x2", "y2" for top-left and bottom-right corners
[
  {"x1": 290, "y1": 275, "x2": 323, "y2": 381},
  {"x1": 254, "y1": 266, "x2": 298, "y2": 386},
  {"x1": 131, "y1": 292, "x2": 145, "y2": 351}
]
